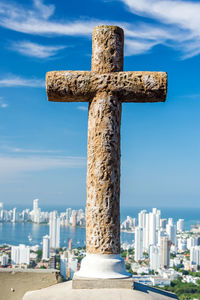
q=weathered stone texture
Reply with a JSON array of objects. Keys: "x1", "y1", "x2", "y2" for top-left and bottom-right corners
[
  {"x1": 86, "y1": 93, "x2": 121, "y2": 254},
  {"x1": 92, "y1": 25, "x2": 124, "y2": 73},
  {"x1": 46, "y1": 71, "x2": 167, "y2": 103}
]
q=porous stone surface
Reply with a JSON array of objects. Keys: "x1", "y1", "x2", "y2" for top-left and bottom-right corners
[
  {"x1": 86, "y1": 93, "x2": 121, "y2": 254},
  {"x1": 46, "y1": 71, "x2": 167, "y2": 103},
  {"x1": 92, "y1": 25, "x2": 124, "y2": 73}
]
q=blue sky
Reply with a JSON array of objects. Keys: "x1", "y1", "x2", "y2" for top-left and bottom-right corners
[{"x1": 0, "y1": 0, "x2": 200, "y2": 208}]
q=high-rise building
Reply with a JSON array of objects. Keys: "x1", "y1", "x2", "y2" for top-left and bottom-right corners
[
  {"x1": 155, "y1": 209, "x2": 161, "y2": 230},
  {"x1": 72, "y1": 211, "x2": 77, "y2": 227},
  {"x1": 134, "y1": 227, "x2": 143, "y2": 261},
  {"x1": 149, "y1": 245, "x2": 160, "y2": 270},
  {"x1": 190, "y1": 246, "x2": 200, "y2": 266},
  {"x1": 12, "y1": 208, "x2": 17, "y2": 223},
  {"x1": 149, "y1": 211, "x2": 156, "y2": 246},
  {"x1": 138, "y1": 210, "x2": 146, "y2": 228},
  {"x1": 49, "y1": 211, "x2": 60, "y2": 251},
  {"x1": 60, "y1": 252, "x2": 68, "y2": 279},
  {"x1": 178, "y1": 238, "x2": 187, "y2": 252},
  {"x1": 60, "y1": 251, "x2": 78, "y2": 280},
  {"x1": 66, "y1": 208, "x2": 72, "y2": 226},
  {"x1": 160, "y1": 237, "x2": 170, "y2": 269},
  {"x1": 177, "y1": 219, "x2": 184, "y2": 233},
  {"x1": 166, "y1": 219, "x2": 177, "y2": 245},
  {"x1": 42, "y1": 235, "x2": 50, "y2": 260},
  {"x1": 187, "y1": 237, "x2": 198, "y2": 250},
  {"x1": 157, "y1": 229, "x2": 166, "y2": 247},
  {"x1": 143, "y1": 212, "x2": 149, "y2": 251},
  {"x1": 11, "y1": 244, "x2": 30, "y2": 265},
  {"x1": 33, "y1": 199, "x2": 41, "y2": 223},
  {"x1": 160, "y1": 219, "x2": 167, "y2": 230}
]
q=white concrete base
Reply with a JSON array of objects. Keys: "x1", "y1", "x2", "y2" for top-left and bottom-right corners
[
  {"x1": 23, "y1": 280, "x2": 178, "y2": 300},
  {"x1": 75, "y1": 254, "x2": 131, "y2": 279}
]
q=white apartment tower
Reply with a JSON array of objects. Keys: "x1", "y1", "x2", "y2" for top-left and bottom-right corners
[
  {"x1": 149, "y1": 211, "x2": 156, "y2": 246},
  {"x1": 134, "y1": 227, "x2": 143, "y2": 261},
  {"x1": 187, "y1": 237, "x2": 198, "y2": 250},
  {"x1": 190, "y1": 246, "x2": 200, "y2": 266},
  {"x1": 11, "y1": 244, "x2": 30, "y2": 265},
  {"x1": 166, "y1": 219, "x2": 177, "y2": 245},
  {"x1": 49, "y1": 211, "x2": 60, "y2": 251},
  {"x1": 177, "y1": 219, "x2": 184, "y2": 233},
  {"x1": 33, "y1": 198, "x2": 41, "y2": 223},
  {"x1": 12, "y1": 208, "x2": 17, "y2": 223},
  {"x1": 42, "y1": 235, "x2": 50, "y2": 260},
  {"x1": 149, "y1": 245, "x2": 160, "y2": 270},
  {"x1": 138, "y1": 210, "x2": 146, "y2": 228}
]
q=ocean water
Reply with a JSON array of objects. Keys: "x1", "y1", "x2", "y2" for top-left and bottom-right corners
[
  {"x1": 0, "y1": 222, "x2": 134, "y2": 247},
  {"x1": 0, "y1": 206, "x2": 199, "y2": 248}
]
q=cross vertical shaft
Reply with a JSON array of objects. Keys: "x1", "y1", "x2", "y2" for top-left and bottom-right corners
[{"x1": 86, "y1": 26, "x2": 123, "y2": 255}]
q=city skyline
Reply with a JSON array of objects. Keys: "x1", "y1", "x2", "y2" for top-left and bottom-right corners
[{"x1": 0, "y1": 0, "x2": 200, "y2": 207}]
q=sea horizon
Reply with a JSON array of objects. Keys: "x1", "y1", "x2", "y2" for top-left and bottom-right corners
[{"x1": 0, "y1": 205, "x2": 199, "y2": 248}]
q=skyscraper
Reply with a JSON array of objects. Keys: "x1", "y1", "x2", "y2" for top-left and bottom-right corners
[
  {"x1": 177, "y1": 219, "x2": 184, "y2": 233},
  {"x1": 149, "y1": 245, "x2": 160, "y2": 270},
  {"x1": 49, "y1": 211, "x2": 60, "y2": 251},
  {"x1": 166, "y1": 219, "x2": 177, "y2": 246},
  {"x1": 33, "y1": 198, "x2": 41, "y2": 223},
  {"x1": 190, "y1": 246, "x2": 200, "y2": 266},
  {"x1": 160, "y1": 236, "x2": 170, "y2": 269},
  {"x1": 138, "y1": 210, "x2": 146, "y2": 228},
  {"x1": 12, "y1": 208, "x2": 17, "y2": 223},
  {"x1": 134, "y1": 227, "x2": 143, "y2": 261},
  {"x1": 72, "y1": 211, "x2": 77, "y2": 227},
  {"x1": 149, "y1": 212, "x2": 156, "y2": 246},
  {"x1": 42, "y1": 235, "x2": 50, "y2": 260}
]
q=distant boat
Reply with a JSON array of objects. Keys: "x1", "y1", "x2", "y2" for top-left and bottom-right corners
[{"x1": 28, "y1": 234, "x2": 32, "y2": 242}]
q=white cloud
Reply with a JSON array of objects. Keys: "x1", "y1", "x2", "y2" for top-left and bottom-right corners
[
  {"x1": 122, "y1": 0, "x2": 200, "y2": 32},
  {"x1": 121, "y1": 0, "x2": 200, "y2": 59},
  {"x1": 77, "y1": 105, "x2": 88, "y2": 111},
  {"x1": 0, "y1": 0, "x2": 200, "y2": 58},
  {"x1": 0, "y1": 154, "x2": 85, "y2": 179},
  {"x1": 0, "y1": 1, "x2": 95, "y2": 36},
  {"x1": 0, "y1": 75, "x2": 44, "y2": 87},
  {"x1": 34, "y1": 0, "x2": 54, "y2": 19},
  {"x1": 125, "y1": 39, "x2": 158, "y2": 56},
  {"x1": 11, "y1": 147, "x2": 63, "y2": 154},
  {"x1": 10, "y1": 41, "x2": 66, "y2": 58}
]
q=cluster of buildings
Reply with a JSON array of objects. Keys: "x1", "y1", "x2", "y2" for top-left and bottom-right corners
[
  {"x1": 121, "y1": 208, "x2": 199, "y2": 286},
  {"x1": 1, "y1": 205, "x2": 79, "y2": 280},
  {"x1": 2, "y1": 202, "x2": 200, "y2": 286},
  {"x1": 0, "y1": 200, "x2": 85, "y2": 227}
]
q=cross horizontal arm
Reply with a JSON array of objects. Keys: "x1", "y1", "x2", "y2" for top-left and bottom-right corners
[{"x1": 46, "y1": 71, "x2": 167, "y2": 103}]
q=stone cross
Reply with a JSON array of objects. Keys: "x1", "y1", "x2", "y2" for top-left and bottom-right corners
[{"x1": 46, "y1": 25, "x2": 167, "y2": 278}]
